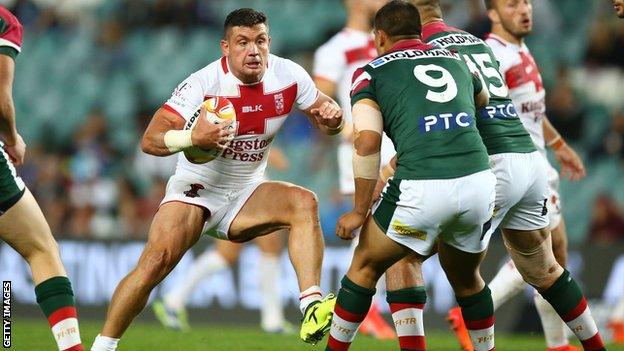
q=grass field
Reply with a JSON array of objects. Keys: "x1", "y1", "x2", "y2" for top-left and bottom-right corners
[{"x1": 7, "y1": 318, "x2": 624, "y2": 350}]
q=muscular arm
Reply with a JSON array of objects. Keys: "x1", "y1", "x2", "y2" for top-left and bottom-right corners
[
  {"x1": 141, "y1": 108, "x2": 186, "y2": 156},
  {"x1": 314, "y1": 77, "x2": 336, "y2": 99},
  {"x1": 352, "y1": 99, "x2": 383, "y2": 215},
  {"x1": 301, "y1": 91, "x2": 344, "y2": 135},
  {"x1": 0, "y1": 55, "x2": 18, "y2": 146}
]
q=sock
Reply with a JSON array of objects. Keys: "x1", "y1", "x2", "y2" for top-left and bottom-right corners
[
  {"x1": 299, "y1": 285, "x2": 323, "y2": 314},
  {"x1": 259, "y1": 253, "x2": 284, "y2": 331},
  {"x1": 489, "y1": 260, "x2": 526, "y2": 310},
  {"x1": 326, "y1": 276, "x2": 376, "y2": 351},
  {"x1": 540, "y1": 270, "x2": 605, "y2": 351},
  {"x1": 387, "y1": 287, "x2": 427, "y2": 351},
  {"x1": 90, "y1": 334, "x2": 119, "y2": 351},
  {"x1": 35, "y1": 276, "x2": 84, "y2": 351},
  {"x1": 457, "y1": 286, "x2": 495, "y2": 351},
  {"x1": 534, "y1": 290, "x2": 568, "y2": 349},
  {"x1": 163, "y1": 249, "x2": 228, "y2": 311}
]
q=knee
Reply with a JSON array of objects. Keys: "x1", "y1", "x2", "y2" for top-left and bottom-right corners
[
  {"x1": 22, "y1": 232, "x2": 60, "y2": 263},
  {"x1": 287, "y1": 187, "x2": 319, "y2": 218},
  {"x1": 137, "y1": 249, "x2": 177, "y2": 285}
]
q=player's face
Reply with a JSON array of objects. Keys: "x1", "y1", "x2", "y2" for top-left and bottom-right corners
[
  {"x1": 221, "y1": 24, "x2": 271, "y2": 84},
  {"x1": 613, "y1": 0, "x2": 624, "y2": 18},
  {"x1": 492, "y1": 0, "x2": 533, "y2": 39}
]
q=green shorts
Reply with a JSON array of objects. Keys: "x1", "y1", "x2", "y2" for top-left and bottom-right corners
[{"x1": 0, "y1": 146, "x2": 25, "y2": 214}]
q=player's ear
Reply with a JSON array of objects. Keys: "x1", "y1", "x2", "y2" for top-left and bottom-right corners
[
  {"x1": 220, "y1": 39, "x2": 229, "y2": 57},
  {"x1": 487, "y1": 8, "x2": 500, "y2": 25}
]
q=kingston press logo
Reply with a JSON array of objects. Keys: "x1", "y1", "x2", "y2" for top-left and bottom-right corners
[{"x1": 2, "y1": 281, "x2": 10, "y2": 348}]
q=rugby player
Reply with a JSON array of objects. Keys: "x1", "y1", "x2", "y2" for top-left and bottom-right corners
[
  {"x1": 401, "y1": 1, "x2": 605, "y2": 351},
  {"x1": 91, "y1": 8, "x2": 343, "y2": 350},
  {"x1": 153, "y1": 149, "x2": 291, "y2": 333},
  {"x1": 0, "y1": 6, "x2": 85, "y2": 351},
  {"x1": 326, "y1": 2, "x2": 498, "y2": 350},
  {"x1": 313, "y1": 0, "x2": 395, "y2": 339}
]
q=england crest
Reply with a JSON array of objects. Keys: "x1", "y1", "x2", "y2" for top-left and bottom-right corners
[{"x1": 274, "y1": 93, "x2": 284, "y2": 115}]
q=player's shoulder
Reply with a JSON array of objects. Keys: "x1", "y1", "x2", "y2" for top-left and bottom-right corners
[
  {"x1": 422, "y1": 20, "x2": 465, "y2": 41},
  {"x1": 269, "y1": 54, "x2": 310, "y2": 79},
  {"x1": 0, "y1": 6, "x2": 24, "y2": 58}
]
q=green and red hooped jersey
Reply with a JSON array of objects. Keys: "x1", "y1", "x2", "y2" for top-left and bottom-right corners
[
  {"x1": 350, "y1": 39, "x2": 490, "y2": 180},
  {"x1": 422, "y1": 21, "x2": 535, "y2": 155},
  {"x1": 0, "y1": 6, "x2": 22, "y2": 59}
]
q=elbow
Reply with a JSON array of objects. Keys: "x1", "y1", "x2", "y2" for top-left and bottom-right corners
[
  {"x1": 354, "y1": 131, "x2": 382, "y2": 156},
  {"x1": 140, "y1": 134, "x2": 156, "y2": 155}
]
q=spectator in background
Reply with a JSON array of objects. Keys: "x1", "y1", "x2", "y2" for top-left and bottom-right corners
[
  {"x1": 546, "y1": 65, "x2": 585, "y2": 143},
  {"x1": 588, "y1": 193, "x2": 624, "y2": 244},
  {"x1": 585, "y1": 15, "x2": 624, "y2": 68}
]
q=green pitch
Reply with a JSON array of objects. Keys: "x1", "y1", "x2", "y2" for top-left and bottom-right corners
[{"x1": 8, "y1": 318, "x2": 624, "y2": 350}]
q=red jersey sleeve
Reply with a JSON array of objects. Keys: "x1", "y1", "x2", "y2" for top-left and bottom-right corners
[{"x1": 0, "y1": 6, "x2": 23, "y2": 59}]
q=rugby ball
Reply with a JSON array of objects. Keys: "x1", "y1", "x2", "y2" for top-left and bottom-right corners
[{"x1": 183, "y1": 97, "x2": 237, "y2": 164}]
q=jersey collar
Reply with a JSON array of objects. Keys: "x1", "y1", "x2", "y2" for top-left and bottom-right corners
[{"x1": 387, "y1": 39, "x2": 434, "y2": 53}]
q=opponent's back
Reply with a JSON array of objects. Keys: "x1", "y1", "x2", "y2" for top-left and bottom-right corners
[
  {"x1": 351, "y1": 40, "x2": 489, "y2": 180},
  {"x1": 422, "y1": 21, "x2": 535, "y2": 155}
]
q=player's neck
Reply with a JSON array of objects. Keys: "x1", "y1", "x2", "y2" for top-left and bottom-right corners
[
  {"x1": 345, "y1": 12, "x2": 372, "y2": 33},
  {"x1": 492, "y1": 26, "x2": 523, "y2": 46}
]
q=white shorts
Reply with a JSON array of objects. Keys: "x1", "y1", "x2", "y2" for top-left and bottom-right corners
[
  {"x1": 337, "y1": 134, "x2": 396, "y2": 195},
  {"x1": 546, "y1": 161, "x2": 562, "y2": 229},
  {"x1": 487, "y1": 152, "x2": 550, "y2": 238},
  {"x1": 160, "y1": 173, "x2": 263, "y2": 240},
  {"x1": 372, "y1": 170, "x2": 496, "y2": 255}
]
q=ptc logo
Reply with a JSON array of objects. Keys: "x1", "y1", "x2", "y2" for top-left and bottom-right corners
[{"x1": 420, "y1": 112, "x2": 473, "y2": 133}]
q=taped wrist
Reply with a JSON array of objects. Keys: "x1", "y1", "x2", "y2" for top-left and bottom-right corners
[
  {"x1": 164, "y1": 129, "x2": 193, "y2": 153},
  {"x1": 353, "y1": 151, "x2": 380, "y2": 180},
  {"x1": 379, "y1": 163, "x2": 395, "y2": 183}
]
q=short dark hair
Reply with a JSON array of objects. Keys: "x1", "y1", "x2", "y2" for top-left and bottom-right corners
[
  {"x1": 374, "y1": 0, "x2": 421, "y2": 38},
  {"x1": 224, "y1": 8, "x2": 268, "y2": 36},
  {"x1": 483, "y1": 0, "x2": 494, "y2": 9}
]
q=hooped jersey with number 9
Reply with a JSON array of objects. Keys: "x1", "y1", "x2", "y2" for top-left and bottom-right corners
[
  {"x1": 422, "y1": 21, "x2": 535, "y2": 156},
  {"x1": 163, "y1": 54, "x2": 319, "y2": 188},
  {"x1": 350, "y1": 40, "x2": 489, "y2": 180},
  {"x1": 0, "y1": 6, "x2": 23, "y2": 59}
]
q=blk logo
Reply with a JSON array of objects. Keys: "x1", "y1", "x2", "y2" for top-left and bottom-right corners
[{"x1": 184, "y1": 184, "x2": 205, "y2": 198}]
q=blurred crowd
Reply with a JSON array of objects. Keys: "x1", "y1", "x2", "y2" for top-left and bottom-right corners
[{"x1": 1, "y1": 0, "x2": 623, "y2": 242}]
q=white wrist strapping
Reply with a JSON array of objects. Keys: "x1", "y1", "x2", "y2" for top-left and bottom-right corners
[
  {"x1": 353, "y1": 151, "x2": 380, "y2": 180},
  {"x1": 164, "y1": 129, "x2": 193, "y2": 153}
]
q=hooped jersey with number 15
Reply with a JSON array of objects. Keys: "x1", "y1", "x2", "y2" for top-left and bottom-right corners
[
  {"x1": 163, "y1": 54, "x2": 319, "y2": 188},
  {"x1": 422, "y1": 21, "x2": 535, "y2": 156},
  {"x1": 350, "y1": 40, "x2": 489, "y2": 180}
]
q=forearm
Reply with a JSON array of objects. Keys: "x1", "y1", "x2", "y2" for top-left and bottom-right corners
[
  {"x1": 543, "y1": 117, "x2": 565, "y2": 150},
  {"x1": 353, "y1": 178, "x2": 377, "y2": 214},
  {"x1": 0, "y1": 96, "x2": 17, "y2": 145}
]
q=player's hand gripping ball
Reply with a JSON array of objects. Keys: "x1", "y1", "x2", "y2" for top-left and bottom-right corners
[{"x1": 184, "y1": 97, "x2": 237, "y2": 164}]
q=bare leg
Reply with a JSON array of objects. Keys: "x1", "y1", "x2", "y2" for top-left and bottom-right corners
[
  {"x1": 0, "y1": 189, "x2": 66, "y2": 284},
  {"x1": 1, "y1": 189, "x2": 83, "y2": 350},
  {"x1": 229, "y1": 181, "x2": 323, "y2": 292},
  {"x1": 100, "y1": 202, "x2": 204, "y2": 338}
]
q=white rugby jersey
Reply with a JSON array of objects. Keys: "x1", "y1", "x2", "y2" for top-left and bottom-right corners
[
  {"x1": 313, "y1": 28, "x2": 377, "y2": 122},
  {"x1": 163, "y1": 54, "x2": 319, "y2": 188},
  {"x1": 486, "y1": 33, "x2": 547, "y2": 155}
]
